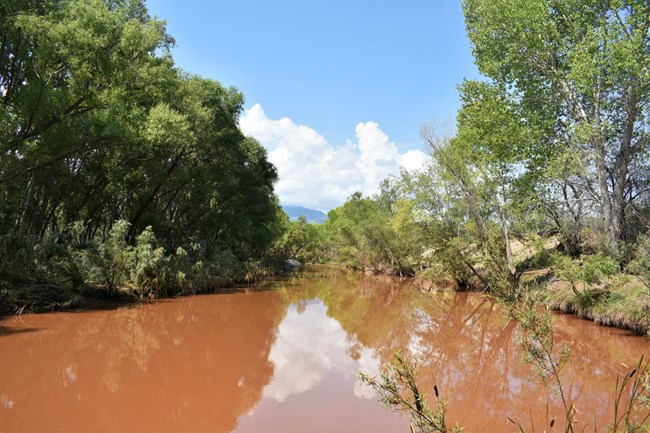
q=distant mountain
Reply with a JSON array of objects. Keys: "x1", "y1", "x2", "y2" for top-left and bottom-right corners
[{"x1": 282, "y1": 205, "x2": 328, "y2": 224}]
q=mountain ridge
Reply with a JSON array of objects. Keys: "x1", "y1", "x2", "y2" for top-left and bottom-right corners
[{"x1": 282, "y1": 205, "x2": 328, "y2": 224}]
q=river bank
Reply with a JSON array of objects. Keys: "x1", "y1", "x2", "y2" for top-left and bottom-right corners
[
  {"x1": 0, "y1": 258, "x2": 300, "y2": 316},
  {"x1": 412, "y1": 266, "x2": 650, "y2": 337},
  {"x1": 533, "y1": 273, "x2": 650, "y2": 335},
  {"x1": 4, "y1": 253, "x2": 648, "y2": 341}
]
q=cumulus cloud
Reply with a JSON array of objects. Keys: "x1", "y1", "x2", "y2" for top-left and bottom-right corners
[{"x1": 239, "y1": 104, "x2": 428, "y2": 211}]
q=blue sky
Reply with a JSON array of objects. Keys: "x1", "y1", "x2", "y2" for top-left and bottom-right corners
[{"x1": 147, "y1": 0, "x2": 480, "y2": 210}]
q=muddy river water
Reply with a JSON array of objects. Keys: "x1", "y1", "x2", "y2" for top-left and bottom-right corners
[{"x1": 0, "y1": 266, "x2": 648, "y2": 432}]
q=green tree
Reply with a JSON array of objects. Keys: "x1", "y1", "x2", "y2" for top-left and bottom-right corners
[
  {"x1": 463, "y1": 0, "x2": 650, "y2": 246},
  {"x1": 323, "y1": 192, "x2": 417, "y2": 275},
  {"x1": 0, "y1": 0, "x2": 173, "y2": 237},
  {"x1": 423, "y1": 88, "x2": 532, "y2": 295},
  {"x1": 0, "y1": 0, "x2": 285, "y2": 295},
  {"x1": 378, "y1": 168, "x2": 476, "y2": 287},
  {"x1": 274, "y1": 216, "x2": 323, "y2": 263}
]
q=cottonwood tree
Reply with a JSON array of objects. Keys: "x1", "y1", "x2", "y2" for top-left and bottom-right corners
[{"x1": 463, "y1": 0, "x2": 650, "y2": 247}]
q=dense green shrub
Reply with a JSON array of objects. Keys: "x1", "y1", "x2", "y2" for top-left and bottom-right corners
[
  {"x1": 273, "y1": 216, "x2": 325, "y2": 264},
  {"x1": 551, "y1": 252, "x2": 619, "y2": 292},
  {"x1": 77, "y1": 220, "x2": 133, "y2": 294}
]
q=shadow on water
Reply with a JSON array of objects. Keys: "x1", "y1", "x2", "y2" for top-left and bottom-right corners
[{"x1": 0, "y1": 325, "x2": 43, "y2": 337}]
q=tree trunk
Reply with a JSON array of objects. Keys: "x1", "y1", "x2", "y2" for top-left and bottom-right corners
[{"x1": 601, "y1": 85, "x2": 638, "y2": 244}]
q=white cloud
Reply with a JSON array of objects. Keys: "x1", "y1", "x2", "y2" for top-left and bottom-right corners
[
  {"x1": 239, "y1": 104, "x2": 428, "y2": 211},
  {"x1": 400, "y1": 150, "x2": 429, "y2": 172}
]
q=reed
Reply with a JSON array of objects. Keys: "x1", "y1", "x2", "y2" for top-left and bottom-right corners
[
  {"x1": 610, "y1": 356, "x2": 650, "y2": 433},
  {"x1": 359, "y1": 351, "x2": 463, "y2": 433}
]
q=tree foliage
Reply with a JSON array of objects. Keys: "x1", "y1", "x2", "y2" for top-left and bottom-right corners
[
  {"x1": 0, "y1": 0, "x2": 284, "y2": 296},
  {"x1": 463, "y1": 0, "x2": 650, "y2": 246}
]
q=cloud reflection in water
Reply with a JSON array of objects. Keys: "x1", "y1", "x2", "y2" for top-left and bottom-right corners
[{"x1": 262, "y1": 300, "x2": 380, "y2": 402}]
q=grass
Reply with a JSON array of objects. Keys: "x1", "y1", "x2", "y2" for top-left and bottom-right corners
[{"x1": 536, "y1": 275, "x2": 650, "y2": 336}]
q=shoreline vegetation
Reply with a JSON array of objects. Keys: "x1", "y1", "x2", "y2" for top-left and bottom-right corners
[
  {"x1": 3, "y1": 251, "x2": 648, "y2": 339},
  {"x1": 279, "y1": 211, "x2": 650, "y2": 338}
]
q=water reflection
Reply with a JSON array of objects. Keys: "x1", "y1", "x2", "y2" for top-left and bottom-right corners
[
  {"x1": 263, "y1": 301, "x2": 363, "y2": 401},
  {"x1": 273, "y1": 267, "x2": 650, "y2": 432},
  {"x1": 233, "y1": 299, "x2": 407, "y2": 433},
  {"x1": 0, "y1": 292, "x2": 287, "y2": 433},
  {"x1": 0, "y1": 266, "x2": 648, "y2": 433}
]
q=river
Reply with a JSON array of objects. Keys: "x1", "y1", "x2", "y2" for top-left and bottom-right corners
[{"x1": 0, "y1": 266, "x2": 648, "y2": 432}]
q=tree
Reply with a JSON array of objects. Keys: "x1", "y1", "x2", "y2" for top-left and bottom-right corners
[
  {"x1": 323, "y1": 192, "x2": 418, "y2": 275},
  {"x1": 0, "y1": 0, "x2": 286, "y2": 292},
  {"x1": 463, "y1": 0, "x2": 650, "y2": 246},
  {"x1": 378, "y1": 167, "x2": 477, "y2": 287},
  {"x1": 274, "y1": 216, "x2": 323, "y2": 263},
  {"x1": 423, "y1": 130, "x2": 505, "y2": 292},
  {"x1": 0, "y1": 0, "x2": 173, "y2": 238}
]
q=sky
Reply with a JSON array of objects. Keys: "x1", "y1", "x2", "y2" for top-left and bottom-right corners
[{"x1": 147, "y1": 0, "x2": 480, "y2": 211}]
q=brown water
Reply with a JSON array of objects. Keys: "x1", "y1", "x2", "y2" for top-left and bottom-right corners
[{"x1": 0, "y1": 266, "x2": 648, "y2": 433}]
